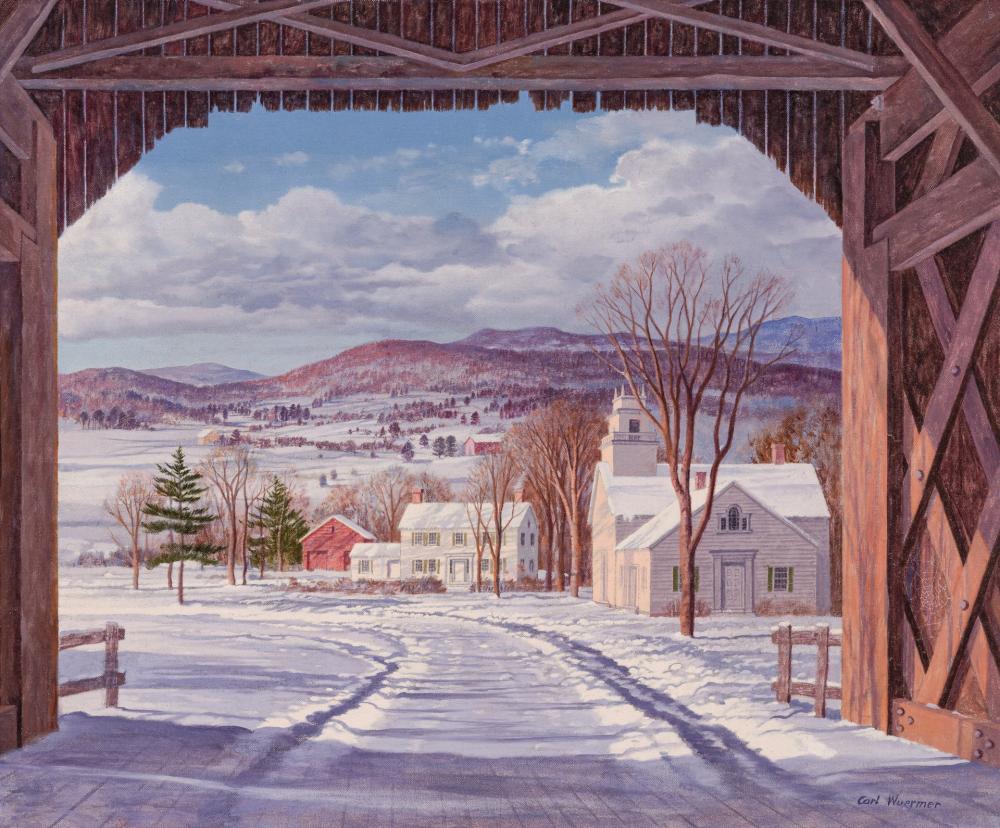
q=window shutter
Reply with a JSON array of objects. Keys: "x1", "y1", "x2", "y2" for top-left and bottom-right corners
[
  {"x1": 672, "y1": 566, "x2": 679, "y2": 592},
  {"x1": 767, "y1": 567, "x2": 773, "y2": 592},
  {"x1": 787, "y1": 567, "x2": 794, "y2": 592}
]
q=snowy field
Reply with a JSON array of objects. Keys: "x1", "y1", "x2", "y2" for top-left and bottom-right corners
[
  {"x1": 3, "y1": 566, "x2": 998, "y2": 826},
  {"x1": 58, "y1": 395, "x2": 484, "y2": 564}
]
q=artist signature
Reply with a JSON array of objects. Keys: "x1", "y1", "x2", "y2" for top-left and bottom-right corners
[{"x1": 857, "y1": 794, "x2": 943, "y2": 809}]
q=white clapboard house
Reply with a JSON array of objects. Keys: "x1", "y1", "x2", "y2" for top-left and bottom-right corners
[
  {"x1": 589, "y1": 390, "x2": 831, "y2": 615},
  {"x1": 393, "y1": 489, "x2": 539, "y2": 589}
]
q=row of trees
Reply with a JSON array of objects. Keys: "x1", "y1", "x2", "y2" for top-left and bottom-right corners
[{"x1": 105, "y1": 446, "x2": 311, "y2": 603}]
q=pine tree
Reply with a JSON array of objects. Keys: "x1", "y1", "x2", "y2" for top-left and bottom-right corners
[
  {"x1": 248, "y1": 477, "x2": 308, "y2": 576},
  {"x1": 470, "y1": 411, "x2": 480, "y2": 425},
  {"x1": 419, "y1": 434, "x2": 429, "y2": 448},
  {"x1": 142, "y1": 447, "x2": 221, "y2": 604},
  {"x1": 432, "y1": 436, "x2": 447, "y2": 458},
  {"x1": 446, "y1": 435, "x2": 458, "y2": 457},
  {"x1": 401, "y1": 441, "x2": 415, "y2": 462}
]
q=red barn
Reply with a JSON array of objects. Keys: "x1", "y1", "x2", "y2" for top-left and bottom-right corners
[
  {"x1": 463, "y1": 434, "x2": 504, "y2": 456},
  {"x1": 302, "y1": 514, "x2": 376, "y2": 572}
]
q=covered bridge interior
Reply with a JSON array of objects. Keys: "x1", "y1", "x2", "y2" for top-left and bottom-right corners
[{"x1": 0, "y1": 0, "x2": 998, "y2": 768}]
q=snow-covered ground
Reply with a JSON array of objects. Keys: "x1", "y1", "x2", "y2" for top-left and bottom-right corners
[{"x1": 3, "y1": 566, "x2": 997, "y2": 826}]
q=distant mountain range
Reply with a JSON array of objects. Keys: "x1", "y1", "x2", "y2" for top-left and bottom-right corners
[
  {"x1": 139, "y1": 362, "x2": 265, "y2": 386},
  {"x1": 59, "y1": 317, "x2": 843, "y2": 422}
]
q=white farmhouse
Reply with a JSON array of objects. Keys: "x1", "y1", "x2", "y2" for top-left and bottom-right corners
[
  {"x1": 589, "y1": 390, "x2": 831, "y2": 615},
  {"x1": 350, "y1": 543, "x2": 402, "y2": 581},
  {"x1": 398, "y1": 489, "x2": 539, "y2": 589}
]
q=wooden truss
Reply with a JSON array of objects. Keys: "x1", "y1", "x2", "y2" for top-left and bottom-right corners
[
  {"x1": 842, "y1": 0, "x2": 1000, "y2": 768},
  {"x1": 9, "y1": 0, "x2": 899, "y2": 93}
]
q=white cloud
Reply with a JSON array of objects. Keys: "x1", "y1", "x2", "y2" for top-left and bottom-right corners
[
  {"x1": 59, "y1": 117, "x2": 841, "y2": 352},
  {"x1": 222, "y1": 161, "x2": 246, "y2": 174},
  {"x1": 274, "y1": 151, "x2": 310, "y2": 167}
]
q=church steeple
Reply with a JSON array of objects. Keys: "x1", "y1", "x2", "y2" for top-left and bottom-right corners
[{"x1": 600, "y1": 388, "x2": 658, "y2": 476}]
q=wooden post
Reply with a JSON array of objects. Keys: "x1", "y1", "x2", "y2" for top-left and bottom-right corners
[
  {"x1": 840, "y1": 114, "x2": 899, "y2": 733},
  {"x1": 815, "y1": 623, "x2": 830, "y2": 718},
  {"x1": 0, "y1": 79, "x2": 59, "y2": 749},
  {"x1": 775, "y1": 622, "x2": 792, "y2": 703},
  {"x1": 103, "y1": 622, "x2": 120, "y2": 707}
]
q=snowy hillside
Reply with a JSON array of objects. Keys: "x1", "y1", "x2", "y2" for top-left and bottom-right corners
[{"x1": 140, "y1": 362, "x2": 265, "y2": 386}]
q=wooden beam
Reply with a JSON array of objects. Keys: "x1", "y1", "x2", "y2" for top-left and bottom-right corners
[
  {"x1": 15, "y1": 54, "x2": 909, "y2": 93},
  {"x1": 0, "y1": 0, "x2": 60, "y2": 81},
  {"x1": 873, "y1": 156, "x2": 1000, "y2": 271},
  {"x1": 0, "y1": 77, "x2": 36, "y2": 160},
  {"x1": 24, "y1": 0, "x2": 333, "y2": 74},
  {"x1": 458, "y1": 10, "x2": 650, "y2": 70},
  {"x1": 610, "y1": 0, "x2": 878, "y2": 70},
  {"x1": 863, "y1": 0, "x2": 1000, "y2": 178}
]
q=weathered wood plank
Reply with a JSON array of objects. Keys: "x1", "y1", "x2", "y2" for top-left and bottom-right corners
[
  {"x1": 0, "y1": 0, "x2": 60, "y2": 81},
  {"x1": 19, "y1": 54, "x2": 908, "y2": 92},
  {"x1": 879, "y1": 1, "x2": 1000, "y2": 161},
  {"x1": 58, "y1": 672, "x2": 126, "y2": 698},
  {"x1": 874, "y1": 157, "x2": 1000, "y2": 271},
  {"x1": 864, "y1": 0, "x2": 1000, "y2": 178}
]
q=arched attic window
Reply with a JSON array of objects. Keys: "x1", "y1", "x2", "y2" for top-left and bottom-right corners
[{"x1": 719, "y1": 505, "x2": 751, "y2": 532}]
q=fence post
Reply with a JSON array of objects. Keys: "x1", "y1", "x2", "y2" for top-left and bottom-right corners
[
  {"x1": 776, "y1": 622, "x2": 792, "y2": 703},
  {"x1": 104, "y1": 622, "x2": 120, "y2": 708},
  {"x1": 814, "y1": 623, "x2": 830, "y2": 718}
]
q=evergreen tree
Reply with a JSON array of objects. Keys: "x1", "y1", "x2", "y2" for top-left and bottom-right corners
[
  {"x1": 401, "y1": 441, "x2": 415, "y2": 462},
  {"x1": 142, "y1": 447, "x2": 221, "y2": 604},
  {"x1": 471, "y1": 411, "x2": 480, "y2": 425},
  {"x1": 249, "y1": 477, "x2": 308, "y2": 576},
  {"x1": 419, "y1": 434, "x2": 429, "y2": 448},
  {"x1": 446, "y1": 435, "x2": 458, "y2": 456},
  {"x1": 432, "y1": 436, "x2": 447, "y2": 458}
]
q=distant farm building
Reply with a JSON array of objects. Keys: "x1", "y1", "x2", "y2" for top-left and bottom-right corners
[
  {"x1": 590, "y1": 391, "x2": 830, "y2": 616},
  {"x1": 302, "y1": 514, "x2": 376, "y2": 572},
  {"x1": 463, "y1": 434, "x2": 504, "y2": 456},
  {"x1": 197, "y1": 428, "x2": 223, "y2": 446}
]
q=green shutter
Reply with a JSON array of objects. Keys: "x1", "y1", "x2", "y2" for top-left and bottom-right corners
[
  {"x1": 672, "y1": 566, "x2": 679, "y2": 592},
  {"x1": 787, "y1": 567, "x2": 794, "y2": 592},
  {"x1": 694, "y1": 567, "x2": 700, "y2": 592},
  {"x1": 767, "y1": 566, "x2": 773, "y2": 592}
]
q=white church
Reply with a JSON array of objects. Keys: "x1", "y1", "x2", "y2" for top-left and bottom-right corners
[{"x1": 588, "y1": 390, "x2": 831, "y2": 616}]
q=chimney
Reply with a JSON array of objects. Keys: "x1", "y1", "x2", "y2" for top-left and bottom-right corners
[
  {"x1": 410, "y1": 487, "x2": 424, "y2": 504},
  {"x1": 695, "y1": 471, "x2": 707, "y2": 491},
  {"x1": 771, "y1": 442, "x2": 786, "y2": 465}
]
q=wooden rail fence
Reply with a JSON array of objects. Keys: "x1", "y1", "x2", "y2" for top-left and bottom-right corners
[
  {"x1": 58, "y1": 622, "x2": 125, "y2": 707},
  {"x1": 770, "y1": 622, "x2": 842, "y2": 718}
]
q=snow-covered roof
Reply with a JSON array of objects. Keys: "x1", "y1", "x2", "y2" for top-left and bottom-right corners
[
  {"x1": 616, "y1": 480, "x2": 820, "y2": 551},
  {"x1": 593, "y1": 461, "x2": 829, "y2": 522},
  {"x1": 302, "y1": 514, "x2": 376, "y2": 542},
  {"x1": 399, "y1": 501, "x2": 532, "y2": 531},
  {"x1": 465, "y1": 433, "x2": 505, "y2": 443},
  {"x1": 351, "y1": 542, "x2": 401, "y2": 560}
]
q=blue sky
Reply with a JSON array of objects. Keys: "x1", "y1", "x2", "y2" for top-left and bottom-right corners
[{"x1": 58, "y1": 96, "x2": 843, "y2": 375}]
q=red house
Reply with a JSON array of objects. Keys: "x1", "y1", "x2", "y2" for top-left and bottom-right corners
[
  {"x1": 463, "y1": 434, "x2": 504, "y2": 456},
  {"x1": 302, "y1": 514, "x2": 376, "y2": 572}
]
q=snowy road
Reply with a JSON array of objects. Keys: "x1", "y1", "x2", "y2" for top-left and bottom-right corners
[{"x1": 1, "y1": 570, "x2": 999, "y2": 826}]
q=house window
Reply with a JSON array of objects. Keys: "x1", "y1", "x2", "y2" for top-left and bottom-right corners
[
  {"x1": 358, "y1": 559, "x2": 371, "y2": 574},
  {"x1": 529, "y1": 561, "x2": 535, "y2": 573},
  {"x1": 427, "y1": 532, "x2": 440, "y2": 546},
  {"x1": 530, "y1": 533, "x2": 535, "y2": 546},
  {"x1": 481, "y1": 558, "x2": 491, "y2": 573},
  {"x1": 452, "y1": 531, "x2": 467, "y2": 546},
  {"x1": 671, "y1": 566, "x2": 701, "y2": 592},
  {"x1": 769, "y1": 566, "x2": 794, "y2": 593},
  {"x1": 720, "y1": 506, "x2": 750, "y2": 532},
  {"x1": 412, "y1": 559, "x2": 424, "y2": 574},
  {"x1": 413, "y1": 531, "x2": 425, "y2": 545},
  {"x1": 628, "y1": 418, "x2": 640, "y2": 433},
  {"x1": 520, "y1": 532, "x2": 526, "y2": 546},
  {"x1": 427, "y1": 559, "x2": 438, "y2": 575}
]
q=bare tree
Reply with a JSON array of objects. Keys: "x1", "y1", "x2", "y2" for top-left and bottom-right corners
[
  {"x1": 510, "y1": 401, "x2": 603, "y2": 598},
  {"x1": 200, "y1": 445, "x2": 256, "y2": 586},
  {"x1": 518, "y1": 456, "x2": 557, "y2": 591},
  {"x1": 105, "y1": 473, "x2": 154, "y2": 590},
  {"x1": 583, "y1": 242, "x2": 794, "y2": 636},
  {"x1": 466, "y1": 450, "x2": 522, "y2": 597}
]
